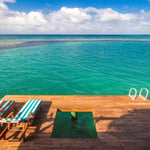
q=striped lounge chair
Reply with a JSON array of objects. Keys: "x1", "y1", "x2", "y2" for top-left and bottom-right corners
[
  {"x1": 0, "y1": 100, "x2": 16, "y2": 139},
  {"x1": 0, "y1": 99, "x2": 42, "y2": 141},
  {"x1": 0, "y1": 100, "x2": 16, "y2": 119}
]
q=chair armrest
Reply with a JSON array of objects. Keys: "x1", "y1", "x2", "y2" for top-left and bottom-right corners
[
  {"x1": 7, "y1": 112, "x2": 14, "y2": 118},
  {"x1": 27, "y1": 112, "x2": 34, "y2": 123}
]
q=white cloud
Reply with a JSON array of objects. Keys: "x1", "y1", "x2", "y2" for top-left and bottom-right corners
[
  {"x1": 0, "y1": 0, "x2": 15, "y2": 3},
  {"x1": 96, "y1": 8, "x2": 135, "y2": 22},
  {"x1": 0, "y1": 1, "x2": 150, "y2": 34},
  {"x1": 54, "y1": 7, "x2": 91, "y2": 24}
]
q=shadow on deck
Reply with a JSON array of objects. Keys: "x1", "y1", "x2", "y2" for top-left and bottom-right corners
[
  {"x1": 95, "y1": 109, "x2": 150, "y2": 150},
  {"x1": 16, "y1": 108, "x2": 150, "y2": 150},
  {"x1": 1, "y1": 101, "x2": 52, "y2": 150}
]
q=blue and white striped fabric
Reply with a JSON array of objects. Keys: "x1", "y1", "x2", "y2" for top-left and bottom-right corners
[
  {"x1": 0, "y1": 100, "x2": 15, "y2": 117},
  {"x1": 1, "y1": 99, "x2": 42, "y2": 123}
]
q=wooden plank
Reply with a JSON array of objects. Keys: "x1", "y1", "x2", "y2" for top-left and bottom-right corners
[{"x1": 0, "y1": 95, "x2": 150, "y2": 150}]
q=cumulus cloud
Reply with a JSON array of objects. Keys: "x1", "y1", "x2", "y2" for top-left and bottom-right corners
[
  {"x1": 50, "y1": 7, "x2": 91, "y2": 24},
  {"x1": 0, "y1": 1, "x2": 150, "y2": 34},
  {"x1": 96, "y1": 8, "x2": 135, "y2": 22},
  {"x1": 0, "y1": 0, "x2": 15, "y2": 3}
]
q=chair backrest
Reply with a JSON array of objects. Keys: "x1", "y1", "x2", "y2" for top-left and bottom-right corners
[
  {"x1": 14, "y1": 99, "x2": 42, "y2": 121},
  {"x1": 0, "y1": 101, "x2": 15, "y2": 117}
]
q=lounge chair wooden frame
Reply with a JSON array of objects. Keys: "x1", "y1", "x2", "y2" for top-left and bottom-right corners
[
  {"x1": 0, "y1": 99, "x2": 42, "y2": 142},
  {"x1": 0, "y1": 100, "x2": 16, "y2": 119},
  {"x1": 0, "y1": 100, "x2": 16, "y2": 139}
]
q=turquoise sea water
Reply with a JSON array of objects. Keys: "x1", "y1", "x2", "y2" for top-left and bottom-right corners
[{"x1": 0, "y1": 35, "x2": 150, "y2": 99}]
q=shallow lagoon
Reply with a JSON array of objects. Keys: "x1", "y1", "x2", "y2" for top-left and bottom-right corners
[{"x1": 0, "y1": 35, "x2": 150, "y2": 98}]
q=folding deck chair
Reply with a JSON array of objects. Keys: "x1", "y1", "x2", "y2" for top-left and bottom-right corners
[
  {"x1": 0, "y1": 99, "x2": 42, "y2": 142},
  {"x1": 0, "y1": 100, "x2": 16, "y2": 139},
  {"x1": 0, "y1": 100, "x2": 16, "y2": 119}
]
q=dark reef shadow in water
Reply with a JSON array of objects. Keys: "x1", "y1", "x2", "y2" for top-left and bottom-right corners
[
  {"x1": 1, "y1": 39, "x2": 150, "y2": 50},
  {"x1": 0, "y1": 41, "x2": 66, "y2": 50}
]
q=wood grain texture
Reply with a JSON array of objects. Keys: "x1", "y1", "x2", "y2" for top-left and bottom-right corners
[{"x1": 0, "y1": 95, "x2": 150, "y2": 150}]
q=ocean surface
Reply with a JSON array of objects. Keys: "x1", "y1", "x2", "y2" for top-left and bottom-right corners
[{"x1": 0, "y1": 35, "x2": 150, "y2": 99}]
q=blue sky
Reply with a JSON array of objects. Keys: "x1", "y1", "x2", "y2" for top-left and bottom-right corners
[
  {"x1": 0, "y1": 0, "x2": 150, "y2": 34},
  {"x1": 6, "y1": 0, "x2": 150, "y2": 13}
]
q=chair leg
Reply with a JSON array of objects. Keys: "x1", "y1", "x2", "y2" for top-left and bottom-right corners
[
  {"x1": 0, "y1": 124, "x2": 9, "y2": 140},
  {"x1": 20, "y1": 123, "x2": 28, "y2": 142}
]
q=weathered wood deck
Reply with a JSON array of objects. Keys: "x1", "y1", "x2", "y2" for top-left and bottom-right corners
[{"x1": 1, "y1": 95, "x2": 150, "y2": 150}]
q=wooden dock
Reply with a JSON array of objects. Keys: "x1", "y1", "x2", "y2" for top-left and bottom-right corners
[{"x1": 1, "y1": 95, "x2": 150, "y2": 150}]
